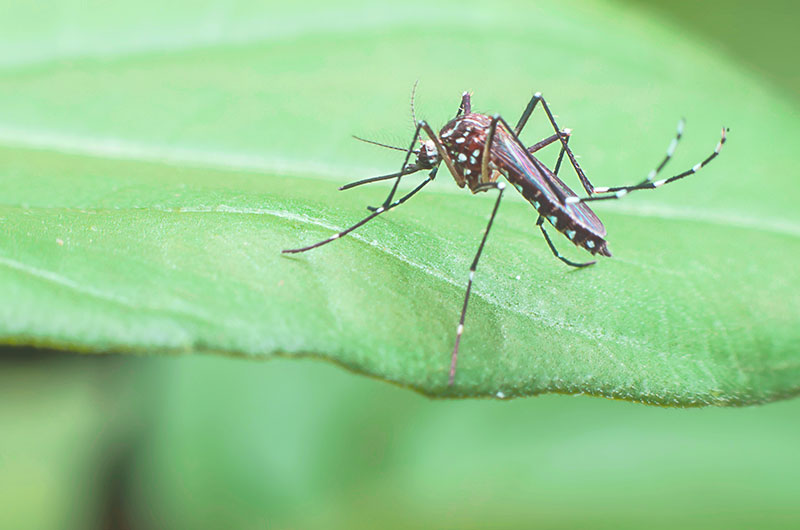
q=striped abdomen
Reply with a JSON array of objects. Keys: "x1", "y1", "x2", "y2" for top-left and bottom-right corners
[{"x1": 504, "y1": 165, "x2": 611, "y2": 257}]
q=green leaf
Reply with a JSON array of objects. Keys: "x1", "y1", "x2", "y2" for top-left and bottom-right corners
[{"x1": 1, "y1": 0, "x2": 798, "y2": 405}]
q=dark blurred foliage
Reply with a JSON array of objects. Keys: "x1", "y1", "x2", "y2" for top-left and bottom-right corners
[{"x1": 620, "y1": 0, "x2": 799, "y2": 99}]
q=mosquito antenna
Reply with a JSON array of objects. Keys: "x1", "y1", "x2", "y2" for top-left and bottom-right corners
[
  {"x1": 352, "y1": 135, "x2": 416, "y2": 153},
  {"x1": 410, "y1": 80, "x2": 420, "y2": 129}
]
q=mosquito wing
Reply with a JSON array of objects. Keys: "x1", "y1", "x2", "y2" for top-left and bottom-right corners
[{"x1": 493, "y1": 129, "x2": 606, "y2": 237}]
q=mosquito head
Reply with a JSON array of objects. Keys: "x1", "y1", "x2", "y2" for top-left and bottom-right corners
[{"x1": 415, "y1": 139, "x2": 439, "y2": 169}]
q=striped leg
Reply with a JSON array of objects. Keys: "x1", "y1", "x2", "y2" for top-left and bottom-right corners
[
  {"x1": 527, "y1": 129, "x2": 570, "y2": 155},
  {"x1": 281, "y1": 171, "x2": 435, "y2": 254},
  {"x1": 537, "y1": 217, "x2": 595, "y2": 268},
  {"x1": 380, "y1": 122, "x2": 426, "y2": 208},
  {"x1": 566, "y1": 126, "x2": 728, "y2": 205},
  {"x1": 409, "y1": 119, "x2": 505, "y2": 385},
  {"x1": 568, "y1": 118, "x2": 682, "y2": 198},
  {"x1": 637, "y1": 118, "x2": 685, "y2": 184},
  {"x1": 514, "y1": 92, "x2": 595, "y2": 195},
  {"x1": 493, "y1": 114, "x2": 573, "y2": 204},
  {"x1": 449, "y1": 180, "x2": 506, "y2": 386},
  {"x1": 366, "y1": 166, "x2": 439, "y2": 212}
]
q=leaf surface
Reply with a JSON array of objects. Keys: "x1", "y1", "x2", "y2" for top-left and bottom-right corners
[{"x1": 1, "y1": 0, "x2": 798, "y2": 405}]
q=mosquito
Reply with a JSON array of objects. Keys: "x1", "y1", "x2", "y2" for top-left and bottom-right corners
[{"x1": 283, "y1": 88, "x2": 728, "y2": 386}]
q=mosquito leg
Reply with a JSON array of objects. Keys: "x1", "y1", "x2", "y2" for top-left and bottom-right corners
[
  {"x1": 281, "y1": 172, "x2": 434, "y2": 254},
  {"x1": 589, "y1": 118, "x2": 685, "y2": 195},
  {"x1": 339, "y1": 165, "x2": 420, "y2": 212},
  {"x1": 552, "y1": 129, "x2": 571, "y2": 176},
  {"x1": 567, "y1": 127, "x2": 728, "y2": 205},
  {"x1": 361, "y1": 117, "x2": 457, "y2": 213},
  {"x1": 491, "y1": 115, "x2": 569, "y2": 203},
  {"x1": 345, "y1": 88, "x2": 465, "y2": 199},
  {"x1": 532, "y1": 134, "x2": 596, "y2": 267},
  {"x1": 414, "y1": 117, "x2": 493, "y2": 385},
  {"x1": 352, "y1": 88, "x2": 468, "y2": 204},
  {"x1": 514, "y1": 91, "x2": 540, "y2": 135},
  {"x1": 519, "y1": 92, "x2": 571, "y2": 165},
  {"x1": 374, "y1": 121, "x2": 426, "y2": 209},
  {"x1": 513, "y1": 92, "x2": 595, "y2": 194},
  {"x1": 479, "y1": 114, "x2": 566, "y2": 179},
  {"x1": 339, "y1": 166, "x2": 423, "y2": 191},
  {"x1": 481, "y1": 115, "x2": 501, "y2": 181},
  {"x1": 536, "y1": 216, "x2": 596, "y2": 268},
  {"x1": 356, "y1": 90, "x2": 480, "y2": 209},
  {"x1": 417, "y1": 121, "x2": 462, "y2": 186},
  {"x1": 527, "y1": 129, "x2": 571, "y2": 155},
  {"x1": 482, "y1": 114, "x2": 562, "y2": 183},
  {"x1": 533, "y1": 94, "x2": 597, "y2": 195},
  {"x1": 366, "y1": 167, "x2": 439, "y2": 211},
  {"x1": 449, "y1": 180, "x2": 505, "y2": 386}
]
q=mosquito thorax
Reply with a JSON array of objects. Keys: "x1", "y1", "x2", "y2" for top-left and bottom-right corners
[{"x1": 438, "y1": 114, "x2": 494, "y2": 190}]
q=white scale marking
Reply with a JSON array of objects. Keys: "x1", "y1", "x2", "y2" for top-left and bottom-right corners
[
  {"x1": 586, "y1": 240, "x2": 595, "y2": 248},
  {"x1": 457, "y1": 153, "x2": 467, "y2": 162},
  {"x1": 457, "y1": 324, "x2": 464, "y2": 335},
  {"x1": 692, "y1": 162, "x2": 702, "y2": 173},
  {"x1": 667, "y1": 138, "x2": 679, "y2": 156},
  {"x1": 375, "y1": 207, "x2": 385, "y2": 213},
  {"x1": 594, "y1": 186, "x2": 609, "y2": 193},
  {"x1": 566, "y1": 230, "x2": 576, "y2": 240},
  {"x1": 653, "y1": 179, "x2": 667, "y2": 187},
  {"x1": 472, "y1": 149, "x2": 480, "y2": 157},
  {"x1": 565, "y1": 197, "x2": 579, "y2": 204},
  {"x1": 455, "y1": 137, "x2": 466, "y2": 144},
  {"x1": 616, "y1": 190, "x2": 628, "y2": 198}
]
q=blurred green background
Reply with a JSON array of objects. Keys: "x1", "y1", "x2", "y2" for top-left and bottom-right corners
[{"x1": 1, "y1": 0, "x2": 799, "y2": 528}]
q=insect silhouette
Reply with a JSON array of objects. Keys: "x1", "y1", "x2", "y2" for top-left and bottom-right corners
[{"x1": 283, "y1": 88, "x2": 728, "y2": 386}]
